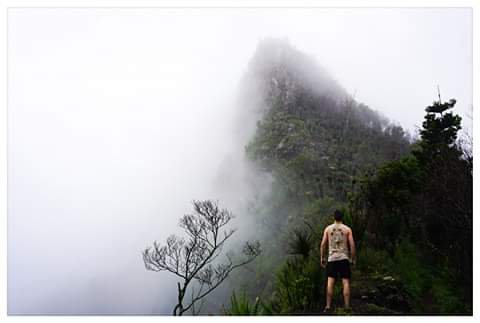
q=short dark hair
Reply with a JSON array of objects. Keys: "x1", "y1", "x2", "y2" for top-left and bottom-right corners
[{"x1": 334, "y1": 209, "x2": 343, "y2": 221}]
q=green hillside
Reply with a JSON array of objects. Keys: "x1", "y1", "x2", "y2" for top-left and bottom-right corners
[{"x1": 208, "y1": 39, "x2": 472, "y2": 315}]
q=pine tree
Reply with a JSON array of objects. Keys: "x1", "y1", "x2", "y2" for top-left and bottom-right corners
[{"x1": 415, "y1": 98, "x2": 462, "y2": 163}]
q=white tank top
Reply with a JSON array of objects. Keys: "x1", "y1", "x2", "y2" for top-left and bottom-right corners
[{"x1": 327, "y1": 223, "x2": 350, "y2": 262}]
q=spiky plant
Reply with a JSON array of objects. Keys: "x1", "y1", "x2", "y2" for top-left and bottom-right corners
[
  {"x1": 223, "y1": 291, "x2": 261, "y2": 315},
  {"x1": 288, "y1": 228, "x2": 313, "y2": 259}
]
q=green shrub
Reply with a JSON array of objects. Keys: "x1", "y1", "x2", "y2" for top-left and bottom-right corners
[
  {"x1": 223, "y1": 291, "x2": 260, "y2": 315},
  {"x1": 275, "y1": 259, "x2": 316, "y2": 313},
  {"x1": 288, "y1": 229, "x2": 313, "y2": 259},
  {"x1": 429, "y1": 267, "x2": 470, "y2": 314},
  {"x1": 356, "y1": 246, "x2": 393, "y2": 274},
  {"x1": 391, "y1": 241, "x2": 430, "y2": 302}
]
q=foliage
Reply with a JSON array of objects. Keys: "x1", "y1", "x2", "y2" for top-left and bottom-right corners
[
  {"x1": 223, "y1": 291, "x2": 261, "y2": 315},
  {"x1": 418, "y1": 98, "x2": 462, "y2": 161},
  {"x1": 350, "y1": 156, "x2": 423, "y2": 254},
  {"x1": 274, "y1": 259, "x2": 316, "y2": 313},
  {"x1": 350, "y1": 98, "x2": 472, "y2": 313},
  {"x1": 288, "y1": 229, "x2": 313, "y2": 259},
  {"x1": 391, "y1": 241, "x2": 431, "y2": 302}
]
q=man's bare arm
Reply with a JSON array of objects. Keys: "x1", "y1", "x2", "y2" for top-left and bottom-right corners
[
  {"x1": 320, "y1": 228, "x2": 328, "y2": 267},
  {"x1": 348, "y1": 229, "x2": 356, "y2": 264}
]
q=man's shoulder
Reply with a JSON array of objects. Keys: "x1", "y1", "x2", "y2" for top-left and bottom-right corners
[{"x1": 341, "y1": 224, "x2": 352, "y2": 232}]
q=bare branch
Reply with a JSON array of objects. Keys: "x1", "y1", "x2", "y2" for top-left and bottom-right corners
[{"x1": 142, "y1": 200, "x2": 261, "y2": 316}]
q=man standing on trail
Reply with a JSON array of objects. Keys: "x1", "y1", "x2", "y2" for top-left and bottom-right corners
[{"x1": 320, "y1": 209, "x2": 356, "y2": 312}]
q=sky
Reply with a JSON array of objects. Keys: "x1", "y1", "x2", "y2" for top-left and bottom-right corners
[{"x1": 7, "y1": 8, "x2": 472, "y2": 314}]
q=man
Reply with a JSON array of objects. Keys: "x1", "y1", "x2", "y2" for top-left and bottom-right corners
[{"x1": 320, "y1": 209, "x2": 356, "y2": 312}]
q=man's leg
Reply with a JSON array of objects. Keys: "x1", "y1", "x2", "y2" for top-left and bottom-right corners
[
  {"x1": 342, "y1": 278, "x2": 351, "y2": 308},
  {"x1": 325, "y1": 277, "x2": 335, "y2": 309}
]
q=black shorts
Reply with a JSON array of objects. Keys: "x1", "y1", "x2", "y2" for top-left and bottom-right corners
[{"x1": 326, "y1": 259, "x2": 351, "y2": 279}]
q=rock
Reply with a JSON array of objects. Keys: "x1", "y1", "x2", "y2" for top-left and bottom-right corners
[
  {"x1": 385, "y1": 294, "x2": 410, "y2": 313},
  {"x1": 351, "y1": 273, "x2": 413, "y2": 314},
  {"x1": 356, "y1": 303, "x2": 399, "y2": 315},
  {"x1": 277, "y1": 139, "x2": 285, "y2": 150}
]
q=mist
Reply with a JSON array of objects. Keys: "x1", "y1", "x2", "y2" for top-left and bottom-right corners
[{"x1": 7, "y1": 8, "x2": 472, "y2": 314}]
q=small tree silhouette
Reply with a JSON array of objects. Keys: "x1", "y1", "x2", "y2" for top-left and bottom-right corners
[{"x1": 142, "y1": 200, "x2": 261, "y2": 315}]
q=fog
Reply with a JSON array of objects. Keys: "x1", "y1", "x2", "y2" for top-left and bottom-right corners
[{"x1": 8, "y1": 8, "x2": 472, "y2": 314}]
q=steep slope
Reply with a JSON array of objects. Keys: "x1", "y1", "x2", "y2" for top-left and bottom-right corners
[
  {"x1": 241, "y1": 38, "x2": 410, "y2": 235},
  {"x1": 206, "y1": 39, "x2": 412, "y2": 314}
]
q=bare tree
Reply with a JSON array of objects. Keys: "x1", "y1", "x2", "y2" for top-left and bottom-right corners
[{"x1": 142, "y1": 200, "x2": 261, "y2": 315}]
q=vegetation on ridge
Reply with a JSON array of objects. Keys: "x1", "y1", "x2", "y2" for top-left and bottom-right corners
[{"x1": 219, "y1": 40, "x2": 472, "y2": 315}]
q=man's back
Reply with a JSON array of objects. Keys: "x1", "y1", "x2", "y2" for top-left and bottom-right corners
[{"x1": 326, "y1": 223, "x2": 351, "y2": 262}]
